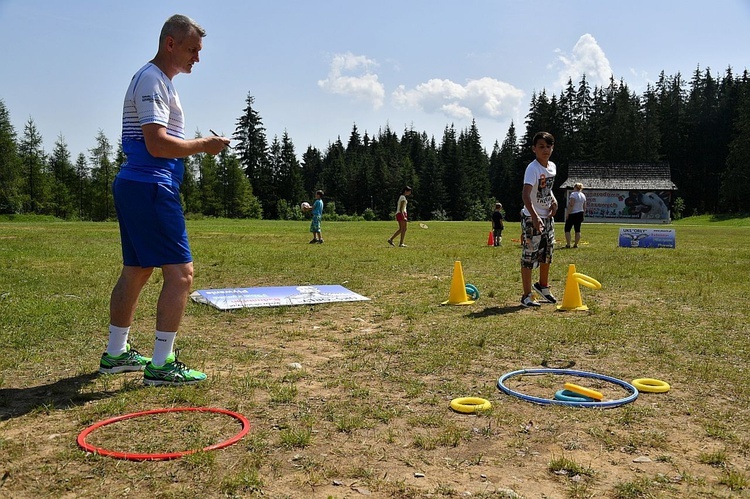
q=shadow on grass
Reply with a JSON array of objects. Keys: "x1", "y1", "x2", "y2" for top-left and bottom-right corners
[
  {"x1": 466, "y1": 305, "x2": 523, "y2": 318},
  {"x1": 0, "y1": 372, "x2": 115, "y2": 421}
]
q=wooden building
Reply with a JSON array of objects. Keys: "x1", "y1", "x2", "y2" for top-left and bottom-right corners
[{"x1": 559, "y1": 163, "x2": 677, "y2": 224}]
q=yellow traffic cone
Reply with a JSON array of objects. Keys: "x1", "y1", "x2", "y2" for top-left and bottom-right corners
[
  {"x1": 487, "y1": 231, "x2": 495, "y2": 246},
  {"x1": 557, "y1": 264, "x2": 602, "y2": 311},
  {"x1": 441, "y1": 261, "x2": 475, "y2": 305}
]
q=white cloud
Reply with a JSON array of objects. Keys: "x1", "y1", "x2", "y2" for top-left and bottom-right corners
[
  {"x1": 392, "y1": 77, "x2": 524, "y2": 121},
  {"x1": 318, "y1": 52, "x2": 385, "y2": 109},
  {"x1": 555, "y1": 33, "x2": 613, "y2": 87}
]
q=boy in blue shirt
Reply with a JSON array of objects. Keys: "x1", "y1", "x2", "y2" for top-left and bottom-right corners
[{"x1": 309, "y1": 190, "x2": 324, "y2": 244}]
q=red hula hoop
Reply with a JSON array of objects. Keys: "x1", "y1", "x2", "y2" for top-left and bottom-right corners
[{"x1": 77, "y1": 407, "x2": 251, "y2": 461}]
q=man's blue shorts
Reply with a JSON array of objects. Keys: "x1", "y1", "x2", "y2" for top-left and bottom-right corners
[{"x1": 113, "y1": 177, "x2": 192, "y2": 268}]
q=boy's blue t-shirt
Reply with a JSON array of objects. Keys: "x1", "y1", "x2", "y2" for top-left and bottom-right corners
[{"x1": 312, "y1": 199, "x2": 323, "y2": 217}]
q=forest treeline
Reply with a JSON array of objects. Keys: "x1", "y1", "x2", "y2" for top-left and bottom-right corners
[{"x1": 2, "y1": 66, "x2": 749, "y2": 222}]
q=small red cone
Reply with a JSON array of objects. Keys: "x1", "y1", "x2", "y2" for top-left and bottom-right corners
[{"x1": 487, "y1": 231, "x2": 495, "y2": 246}]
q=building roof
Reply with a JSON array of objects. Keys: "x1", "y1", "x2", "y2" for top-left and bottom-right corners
[{"x1": 560, "y1": 162, "x2": 677, "y2": 190}]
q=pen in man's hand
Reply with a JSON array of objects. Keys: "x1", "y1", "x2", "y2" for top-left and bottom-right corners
[{"x1": 210, "y1": 129, "x2": 232, "y2": 148}]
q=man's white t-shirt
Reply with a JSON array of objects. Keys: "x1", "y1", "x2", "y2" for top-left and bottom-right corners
[
  {"x1": 521, "y1": 159, "x2": 556, "y2": 218},
  {"x1": 119, "y1": 63, "x2": 186, "y2": 187}
]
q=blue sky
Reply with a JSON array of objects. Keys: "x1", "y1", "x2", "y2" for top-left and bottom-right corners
[{"x1": 1, "y1": 0, "x2": 749, "y2": 160}]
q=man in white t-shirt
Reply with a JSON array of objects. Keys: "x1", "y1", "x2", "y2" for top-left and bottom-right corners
[
  {"x1": 99, "y1": 14, "x2": 229, "y2": 385},
  {"x1": 520, "y1": 132, "x2": 558, "y2": 307}
]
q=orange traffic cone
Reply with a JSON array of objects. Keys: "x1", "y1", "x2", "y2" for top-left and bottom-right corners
[
  {"x1": 557, "y1": 264, "x2": 602, "y2": 311},
  {"x1": 441, "y1": 261, "x2": 475, "y2": 305},
  {"x1": 488, "y1": 231, "x2": 495, "y2": 246}
]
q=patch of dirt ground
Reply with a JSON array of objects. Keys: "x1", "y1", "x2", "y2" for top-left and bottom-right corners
[{"x1": 1, "y1": 303, "x2": 748, "y2": 498}]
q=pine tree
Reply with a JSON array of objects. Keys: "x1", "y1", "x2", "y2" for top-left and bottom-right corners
[
  {"x1": 0, "y1": 99, "x2": 22, "y2": 214},
  {"x1": 320, "y1": 138, "x2": 346, "y2": 214},
  {"x1": 48, "y1": 134, "x2": 77, "y2": 218},
  {"x1": 219, "y1": 148, "x2": 260, "y2": 218},
  {"x1": 181, "y1": 151, "x2": 201, "y2": 215},
  {"x1": 233, "y1": 93, "x2": 269, "y2": 208},
  {"x1": 458, "y1": 119, "x2": 490, "y2": 219},
  {"x1": 18, "y1": 118, "x2": 48, "y2": 214},
  {"x1": 88, "y1": 130, "x2": 114, "y2": 220},
  {"x1": 74, "y1": 153, "x2": 90, "y2": 219},
  {"x1": 343, "y1": 124, "x2": 366, "y2": 214},
  {"x1": 413, "y1": 136, "x2": 444, "y2": 219},
  {"x1": 278, "y1": 131, "x2": 305, "y2": 209},
  {"x1": 197, "y1": 151, "x2": 222, "y2": 217},
  {"x1": 439, "y1": 125, "x2": 462, "y2": 219},
  {"x1": 494, "y1": 122, "x2": 523, "y2": 219},
  {"x1": 720, "y1": 70, "x2": 750, "y2": 212},
  {"x1": 301, "y1": 146, "x2": 323, "y2": 196}
]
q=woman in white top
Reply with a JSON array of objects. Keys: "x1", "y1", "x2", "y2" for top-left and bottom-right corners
[
  {"x1": 564, "y1": 183, "x2": 587, "y2": 248},
  {"x1": 388, "y1": 186, "x2": 412, "y2": 247}
]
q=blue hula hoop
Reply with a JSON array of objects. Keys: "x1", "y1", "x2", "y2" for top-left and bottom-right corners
[{"x1": 497, "y1": 368, "x2": 638, "y2": 408}]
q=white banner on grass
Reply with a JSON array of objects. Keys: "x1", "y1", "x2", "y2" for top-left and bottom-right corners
[
  {"x1": 191, "y1": 285, "x2": 370, "y2": 310},
  {"x1": 618, "y1": 228, "x2": 676, "y2": 248}
]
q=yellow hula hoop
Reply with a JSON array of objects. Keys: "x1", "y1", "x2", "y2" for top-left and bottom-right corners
[
  {"x1": 564, "y1": 382, "x2": 604, "y2": 401},
  {"x1": 632, "y1": 378, "x2": 671, "y2": 393},
  {"x1": 450, "y1": 397, "x2": 492, "y2": 414},
  {"x1": 572, "y1": 273, "x2": 602, "y2": 290}
]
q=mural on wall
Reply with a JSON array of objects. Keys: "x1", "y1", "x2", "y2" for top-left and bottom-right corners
[{"x1": 583, "y1": 190, "x2": 671, "y2": 220}]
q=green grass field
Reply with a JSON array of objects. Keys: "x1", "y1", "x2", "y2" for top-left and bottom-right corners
[{"x1": 0, "y1": 217, "x2": 749, "y2": 498}]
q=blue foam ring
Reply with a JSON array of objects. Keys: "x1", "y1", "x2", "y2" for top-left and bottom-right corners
[
  {"x1": 554, "y1": 389, "x2": 596, "y2": 402},
  {"x1": 465, "y1": 283, "x2": 479, "y2": 300},
  {"x1": 497, "y1": 368, "x2": 639, "y2": 408}
]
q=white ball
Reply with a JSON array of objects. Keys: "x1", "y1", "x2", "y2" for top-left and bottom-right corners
[{"x1": 301, "y1": 202, "x2": 311, "y2": 210}]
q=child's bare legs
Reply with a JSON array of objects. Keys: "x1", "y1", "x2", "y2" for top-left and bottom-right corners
[
  {"x1": 389, "y1": 219, "x2": 408, "y2": 245},
  {"x1": 398, "y1": 219, "x2": 407, "y2": 244},
  {"x1": 538, "y1": 263, "x2": 551, "y2": 288},
  {"x1": 521, "y1": 267, "x2": 533, "y2": 297},
  {"x1": 522, "y1": 262, "x2": 551, "y2": 298}
]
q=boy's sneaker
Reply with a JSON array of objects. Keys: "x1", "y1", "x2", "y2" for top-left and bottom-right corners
[
  {"x1": 533, "y1": 282, "x2": 557, "y2": 303},
  {"x1": 143, "y1": 350, "x2": 207, "y2": 386},
  {"x1": 317, "y1": 239, "x2": 324, "y2": 244},
  {"x1": 387, "y1": 239, "x2": 395, "y2": 246},
  {"x1": 99, "y1": 344, "x2": 151, "y2": 374},
  {"x1": 521, "y1": 293, "x2": 541, "y2": 308},
  {"x1": 309, "y1": 238, "x2": 317, "y2": 244}
]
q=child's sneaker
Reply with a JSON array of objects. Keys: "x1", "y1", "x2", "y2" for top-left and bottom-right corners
[
  {"x1": 533, "y1": 282, "x2": 557, "y2": 303},
  {"x1": 521, "y1": 293, "x2": 541, "y2": 308},
  {"x1": 99, "y1": 344, "x2": 151, "y2": 374},
  {"x1": 143, "y1": 350, "x2": 207, "y2": 386}
]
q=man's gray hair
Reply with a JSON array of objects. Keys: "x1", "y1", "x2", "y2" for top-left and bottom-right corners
[{"x1": 160, "y1": 14, "x2": 206, "y2": 43}]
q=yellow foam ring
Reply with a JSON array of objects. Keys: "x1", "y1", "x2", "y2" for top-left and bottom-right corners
[
  {"x1": 450, "y1": 397, "x2": 492, "y2": 414},
  {"x1": 564, "y1": 382, "x2": 604, "y2": 401},
  {"x1": 632, "y1": 378, "x2": 671, "y2": 393},
  {"x1": 572, "y1": 273, "x2": 602, "y2": 290}
]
